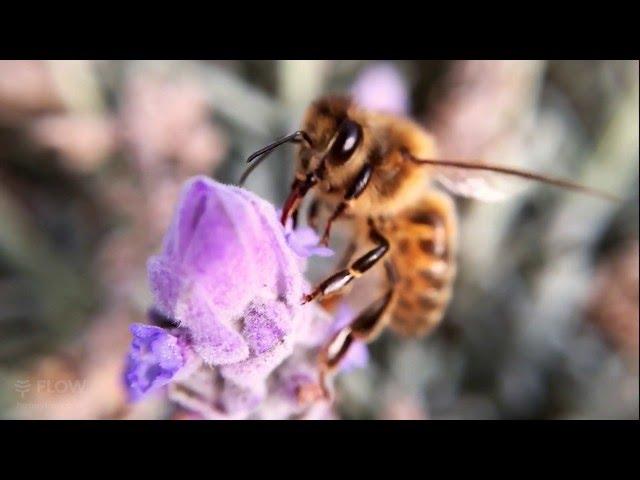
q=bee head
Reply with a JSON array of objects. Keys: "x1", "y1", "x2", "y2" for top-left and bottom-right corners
[
  {"x1": 242, "y1": 95, "x2": 367, "y2": 226},
  {"x1": 298, "y1": 95, "x2": 363, "y2": 173}
]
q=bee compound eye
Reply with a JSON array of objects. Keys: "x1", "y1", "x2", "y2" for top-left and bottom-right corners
[{"x1": 329, "y1": 119, "x2": 362, "y2": 164}]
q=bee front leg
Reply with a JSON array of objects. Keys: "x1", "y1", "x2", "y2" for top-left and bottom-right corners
[
  {"x1": 319, "y1": 163, "x2": 373, "y2": 246},
  {"x1": 303, "y1": 221, "x2": 388, "y2": 305}
]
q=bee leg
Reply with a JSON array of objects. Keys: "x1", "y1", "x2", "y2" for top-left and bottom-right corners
[
  {"x1": 303, "y1": 221, "x2": 388, "y2": 305},
  {"x1": 319, "y1": 163, "x2": 373, "y2": 246},
  {"x1": 337, "y1": 240, "x2": 357, "y2": 270},
  {"x1": 318, "y1": 261, "x2": 398, "y2": 393},
  {"x1": 319, "y1": 202, "x2": 347, "y2": 246},
  {"x1": 317, "y1": 240, "x2": 359, "y2": 312},
  {"x1": 306, "y1": 197, "x2": 321, "y2": 231}
]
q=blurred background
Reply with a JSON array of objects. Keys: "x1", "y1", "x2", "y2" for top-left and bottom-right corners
[{"x1": 0, "y1": 60, "x2": 637, "y2": 420}]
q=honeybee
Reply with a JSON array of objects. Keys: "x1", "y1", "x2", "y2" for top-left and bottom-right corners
[{"x1": 241, "y1": 95, "x2": 616, "y2": 388}]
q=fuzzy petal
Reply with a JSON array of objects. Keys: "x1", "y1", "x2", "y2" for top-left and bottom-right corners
[
  {"x1": 124, "y1": 324, "x2": 188, "y2": 401},
  {"x1": 286, "y1": 227, "x2": 334, "y2": 259},
  {"x1": 147, "y1": 176, "x2": 305, "y2": 367}
]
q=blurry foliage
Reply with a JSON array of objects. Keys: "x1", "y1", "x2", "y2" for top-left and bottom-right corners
[{"x1": 0, "y1": 60, "x2": 637, "y2": 419}]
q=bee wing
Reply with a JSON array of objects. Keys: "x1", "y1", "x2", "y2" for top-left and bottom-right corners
[
  {"x1": 433, "y1": 167, "x2": 519, "y2": 202},
  {"x1": 409, "y1": 154, "x2": 619, "y2": 204},
  {"x1": 432, "y1": 163, "x2": 619, "y2": 203}
]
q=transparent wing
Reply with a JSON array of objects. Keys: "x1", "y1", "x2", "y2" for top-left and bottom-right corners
[
  {"x1": 426, "y1": 159, "x2": 617, "y2": 204},
  {"x1": 434, "y1": 167, "x2": 521, "y2": 202}
]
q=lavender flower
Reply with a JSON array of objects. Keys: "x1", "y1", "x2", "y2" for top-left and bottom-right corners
[
  {"x1": 124, "y1": 175, "x2": 363, "y2": 419},
  {"x1": 351, "y1": 63, "x2": 409, "y2": 115},
  {"x1": 146, "y1": 176, "x2": 304, "y2": 368},
  {"x1": 285, "y1": 225, "x2": 334, "y2": 260},
  {"x1": 124, "y1": 324, "x2": 189, "y2": 401}
]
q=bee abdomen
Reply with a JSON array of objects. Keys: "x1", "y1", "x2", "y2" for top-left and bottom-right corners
[
  {"x1": 386, "y1": 191, "x2": 458, "y2": 337},
  {"x1": 392, "y1": 258, "x2": 456, "y2": 336}
]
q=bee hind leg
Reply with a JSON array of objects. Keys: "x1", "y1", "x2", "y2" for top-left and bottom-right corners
[{"x1": 318, "y1": 261, "x2": 397, "y2": 394}]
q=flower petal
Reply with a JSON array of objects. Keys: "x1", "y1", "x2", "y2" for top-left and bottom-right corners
[{"x1": 124, "y1": 324, "x2": 188, "y2": 401}]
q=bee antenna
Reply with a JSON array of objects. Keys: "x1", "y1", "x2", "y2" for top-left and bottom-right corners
[
  {"x1": 405, "y1": 152, "x2": 620, "y2": 203},
  {"x1": 239, "y1": 131, "x2": 313, "y2": 186}
]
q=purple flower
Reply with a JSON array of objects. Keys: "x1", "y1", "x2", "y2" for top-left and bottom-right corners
[
  {"x1": 351, "y1": 63, "x2": 409, "y2": 115},
  {"x1": 281, "y1": 213, "x2": 333, "y2": 260},
  {"x1": 285, "y1": 226, "x2": 334, "y2": 259},
  {"x1": 126, "y1": 176, "x2": 360, "y2": 418},
  {"x1": 124, "y1": 324, "x2": 188, "y2": 401},
  {"x1": 147, "y1": 176, "x2": 304, "y2": 368},
  {"x1": 331, "y1": 303, "x2": 369, "y2": 373}
]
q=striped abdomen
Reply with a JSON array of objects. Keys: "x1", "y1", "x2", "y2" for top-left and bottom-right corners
[{"x1": 384, "y1": 190, "x2": 458, "y2": 337}]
